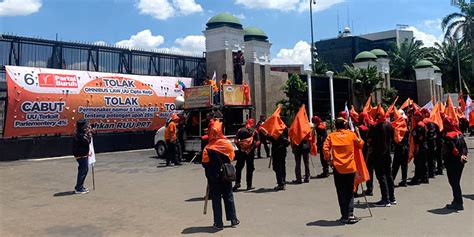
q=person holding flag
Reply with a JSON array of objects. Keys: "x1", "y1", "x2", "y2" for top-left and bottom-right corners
[
  {"x1": 202, "y1": 119, "x2": 240, "y2": 230},
  {"x1": 368, "y1": 106, "x2": 396, "y2": 207},
  {"x1": 72, "y1": 119, "x2": 92, "y2": 194},
  {"x1": 391, "y1": 109, "x2": 409, "y2": 187},
  {"x1": 323, "y1": 117, "x2": 364, "y2": 224},
  {"x1": 289, "y1": 105, "x2": 312, "y2": 184},
  {"x1": 260, "y1": 105, "x2": 290, "y2": 190},
  {"x1": 233, "y1": 119, "x2": 259, "y2": 191},
  {"x1": 408, "y1": 111, "x2": 429, "y2": 185},
  {"x1": 312, "y1": 116, "x2": 329, "y2": 178}
]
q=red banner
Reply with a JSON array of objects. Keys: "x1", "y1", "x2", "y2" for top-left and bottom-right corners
[{"x1": 3, "y1": 66, "x2": 192, "y2": 137}]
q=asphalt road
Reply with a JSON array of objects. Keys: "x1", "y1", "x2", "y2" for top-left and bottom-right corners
[{"x1": 0, "y1": 149, "x2": 473, "y2": 237}]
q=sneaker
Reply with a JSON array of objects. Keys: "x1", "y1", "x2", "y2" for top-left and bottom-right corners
[
  {"x1": 231, "y1": 219, "x2": 240, "y2": 227},
  {"x1": 316, "y1": 173, "x2": 329, "y2": 178},
  {"x1": 232, "y1": 183, "x2": 241, "y2": 192},
  {"x1": 303, "y1": 179, "x2": 309, "y2": 183},
  {"x1": 347, "y1": 216, "x2": 360, "y2": 224},
  {"x1": 398, "y1": 181, "x2": 407, "y2": 187},
  {"x1": 337, "y1": 217, "x2": 348, "y2": 225},
  {"x1": 74, "y1": 188, "x2": 89, "y2": 194},
  {"x1": 390, "y1": 200, "x2": 397, "y2": 205},
  {"x1": 373, "y1": 200, "x2": 391, "y2": 207},
  {"x1": 246, "y1": 186, "x2": 255, "y2": 191},
  {"x1": 421, "y1": 179, "x2": 429, "y2": 184},
  {"x1": 274, "y1": 185, "x2": 285, "y2": 191},
  {"x1": 446, "y1": 203, "x2": 464, "y2": 211},
  {"x1": 292, "y1": 180, "x2": 302, "y2": 184},
  {"x1": 212, "y1": 223, "x2": 223, "y2": 231},
  {"x1": 364, "y1": 190, "x2": 373, "y2": 196},
  {"x1": 407, "y1": 180, "x2": 420, "y2": 186}
]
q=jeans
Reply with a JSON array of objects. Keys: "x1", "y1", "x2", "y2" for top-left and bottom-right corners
[
  {"x1": 75, "y1": 157, "x2": 89, "y2": 191},
  {"x1": 209, "y1": 181, "x2": 237, "y2": 227},
  {"x1": 272, "y1": 152, "x2": 286, "y2": 186},
  {"x1": 294, "y1": 150, "x2": 310, "y2": 181},
  {"x1": 375, "y1": 156, "x2": 396, "y2": 202},
  {"x1": 446, "y1": 160, "x2": 465, "y2": 205},
  {"x1": 235, "y1": 151, "x2": 255, "y2": 187},
  {"x1": 333, "y1": 169, "x2": 355, "y2": 219}
]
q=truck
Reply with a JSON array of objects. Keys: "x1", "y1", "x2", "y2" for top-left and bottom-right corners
[{"x1": 154, "y1": 84, "x2": 253, "y2": 159}]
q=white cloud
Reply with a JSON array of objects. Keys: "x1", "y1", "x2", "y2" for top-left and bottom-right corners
[
  {"x1": 406, "y1": 26, "x2": 442, "y2": 48},
  {"x1": 271, "y1": 41, "x2": 311, "y2": 69},
  {"x1": 137, "y1": 0, "x2": 202, "y2": 20},
  {"x1": 174, "y1": 35, "x2": 205, "y2": 54},
  {"x1": 172, "y1": 0, "x2": 203, "y2": 15},
  {"x1": 423, "y1": 18, "x2": 442, "y2": 31},
  {"x1": 0, "y1": 0, "x2": 42, "y2": 16},
  {"x1": 115, "y1": 30, "x2": 165, "y2": 50},
  {"x1": 235, "y1": 0, "x2": 343, "y2": 12},
  {"x1": 236, "y1": 13, "x2": 246, "y2": 20}
]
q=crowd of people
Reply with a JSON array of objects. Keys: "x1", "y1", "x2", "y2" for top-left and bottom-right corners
[{"x1": 199, "y1": 95, "x2": 470, "y2": 230}]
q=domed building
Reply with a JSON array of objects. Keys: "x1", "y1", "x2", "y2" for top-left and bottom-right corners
[{"x1": 243, "y1": 26, "x2": 271, "y2": 64}]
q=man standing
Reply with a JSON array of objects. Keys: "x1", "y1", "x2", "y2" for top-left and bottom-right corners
[
  {"x1": 312, "y1": 116, "x2": 329, "y2": 178},
  {"x1": 323, "y1": 117, "x2": 364, "y2": 224},
  {"x1": 233, "y1": 119, "x2": 259, "y2": 191},
  {"x1": 289, "y1": 105, "x2": 312, "y2": 184},
  {"x1": 408, "y1": 111, "x2": 429, "y2": 185},
  {"x1": 165, "y1": 113, "x2": 181, "y2": 166},
  {"x1": 256, "y1": 115, "x2": 271, "y2": 158},
  {"x1": 219, "y1": 73, "x2": 232, "y2": 87},
  {"x1": 72, "y1": 119, "x2": 92, "y2": 194},
  {"x1": 368, "y1": 106, "x2": 396, "y2": 207},
  {"x1": 233, "y1": 50, "x2": 245, "y2": 84}
]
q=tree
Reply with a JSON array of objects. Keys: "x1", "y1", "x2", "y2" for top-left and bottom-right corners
[
  {"x1": 340, "y1": 65, "x2": 383, "y2": 109},
  {"x1": 312, "y1": 60, "x2": 334, "y2": 75},
  {"x1": 278, "y1": 74, "x2": 307, "y2": 125},
  {"x1": 424, "y1": 38, "x2": 472, "y2": 92},
  {"x1": 442, "y1": 0, "x2": 474, "y2": 80},
  {"x1": 389, "y1": 38, "x2": 424, "y2": 80}
]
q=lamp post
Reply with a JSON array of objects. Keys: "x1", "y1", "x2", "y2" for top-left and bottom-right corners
[
  {"x1": 326, "y1": 71, "x2": 335, "y2": 121},
  {"x1": 455, "y1": 38, "x2": 462, "y2": 93},
  {"x1": 309, "y1": 0, "x2": 316, "y2": 72},
  {"x1": 306, "y1": 70, "x2": 313, "y2": 121}
]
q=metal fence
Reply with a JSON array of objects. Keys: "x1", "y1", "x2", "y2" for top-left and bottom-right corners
[{"x1": 0, "y1": 34, "x2": 207, "y2": 84}]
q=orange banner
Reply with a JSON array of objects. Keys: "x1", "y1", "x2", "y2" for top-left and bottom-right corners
[
  {"x1": 3, "y1": 66, "x2": 192, "y2": 138},
  {"x1": 222, "y1": 84, "x2": 251, "y2": 106}
]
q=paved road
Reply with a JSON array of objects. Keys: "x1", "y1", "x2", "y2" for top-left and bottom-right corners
[{"x1": 0, "y1": 149, "x2": 473, "y2": 237}]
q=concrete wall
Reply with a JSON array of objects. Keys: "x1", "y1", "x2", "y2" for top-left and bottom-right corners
[
  {"x1": 206, "y1": 49, "x2": 235, "y2": 83},
  {"x1": 417, "y1": 79, "x2": 433, "y2": 106},
  {"x1": 267, "y1": 71, "x2": 288, "y2": 116}
]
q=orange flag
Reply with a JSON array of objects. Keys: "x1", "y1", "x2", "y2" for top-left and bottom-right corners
[
  {"x1": 458, "y1": 92, "x2": 466, "y2": 112},
  {"x1": 429, "y1": 103, "x2": 444, "y2": 131},
  {"x1": 439, "y1": 101, "x2": 446, "y2": 113},
  {"x1": 259, "y1": 105, "x2": 287, "y2": 140},
  {"x1": 202, "y1": 119, "x2": 235, "y2": 163},
  {"x1": 386, "y1": 96, "x2": 399, "y2": 118},
  {"x1": 408, "y1": 115, "x2": 417, "y2": 163},
  {"x1": 446, "y1": 94, "x2": 460, "y2": 124},
  {"x1": 400, "y1": 98, "x2": 411, "y2": 110},
  {"x1": 363, "y1": 95, "x2": 372, "y2": 113},
  {"x1": 354, "y1": 146, "x2": 370, "y2": 191},
  {"x1": 289, "y1": 105, "x2": 312, "y2": 146},
  {"x1": 391, "y1": 108, "x2": 407, "y2": 144},
  {"x1": 310, "y1": 130, "x2": 318, "y2": 156}
]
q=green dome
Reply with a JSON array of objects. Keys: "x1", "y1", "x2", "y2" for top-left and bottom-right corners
[
  {"x1": 432, "y1": 65, "x2": 441, "y2": 72},
  {"x1": 206, "y1": 13, "x2": 242, "y2": 29},
  {"x1": 415, "y1": 59, "x2": 434, "y2": 68},
  {"x1": 354, "y1": 51, "x2": 377, "y2": 62},
  {"x1": 244, "y1": 27, "x2": 268, "y2": 41},
  {"x1": 370, "y1": 49, "x2": 388, "y2": 58}
]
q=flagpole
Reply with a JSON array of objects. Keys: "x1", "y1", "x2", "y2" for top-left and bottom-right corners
[
  {"x1": 358, "y1": 183, "x2": 373, "y2": 217},
  {"x1": 91, "y1": 164, "x2": 95, "y2": 191},
  {"x1": 307, "y1": 71, "x2": 313, "y2": 121}
]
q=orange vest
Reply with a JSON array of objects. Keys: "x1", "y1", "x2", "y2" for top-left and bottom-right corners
[
  {"x1": 469, "y1": 111, "x2": 474, "y2": 127},
  {"x1": 323, "y1": 129, "x2": 364, "y2": 174},
  {"x1": 165, "y1": 121, "x2": 177, "y2": 141}
]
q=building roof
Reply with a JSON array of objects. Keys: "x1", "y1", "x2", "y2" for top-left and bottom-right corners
[
  {"x1": 354, "y1": 51, "x2": 377, "y2": 61},
  {"x1": 206, "y1": 13, "x2": 242, "y2": 29},
  {"x1": 415, "y1": 59, "x2": 434, "y2": 68},
  {"x1": 244, "y1": 26, "x2": 268, "y2": 41},
  {"x1": 432, "y1": 65, "x2": 441, "y2": 72},
  {"x1": 370, "y1": 49, "x2": 388, "y2": 58}
]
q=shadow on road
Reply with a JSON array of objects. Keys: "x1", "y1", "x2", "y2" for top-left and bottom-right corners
[
  {"x1": 463, "y1": 194, "x2": 474, "y2": 200},
  {"x1": 427, "y1": 207, "x2": 458, "y2": 215},
  {"x1": 306, "y1": 220, "x2": 344, "y2": 227},
  {"x1": 182, "y1": 226, "x2": 220, "y2": 234},
  {"x1": 53, "y1": 191, "x2": 76, "y2": 197},
  {"x1": 185, "y1": 197, "x2": 205, "y2": 202},
  {"x1": 246, "y1": 188, "x2": 277, "y2": 194}
]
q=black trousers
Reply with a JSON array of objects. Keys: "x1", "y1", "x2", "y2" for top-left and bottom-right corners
[
  {"x1": 75, "y1": 157, "x2": 89, "y2": 191},
  {"x1": 319, "y1": 150, "x2": 329, "y2": 175},
  {"x1": 427, "y1": 143, "x2": 437, "y2": 177},
  {"x1": 392, "y1": 146, "x2": 408, "y2": 182},
  {"x1": 470, "y1": 126, "x2": 474, "y2": 136},
  {"x1": 272, "y1": 152, "x2": 286, "y2": 186},
  {"x1": 257, "y1": 139, "x2": 270, "y2": 158},
  {"x1": 365, "y1": 154, "x2": 375, "y2": 192},
  {"x1": 436, "y1": 141, "x2": 444, "y2": 172},
  {"x1": 333, "y1": 169, "x2": 355, "y2": 219},
  {"x1": 413, "y1": 148, "x2": 428, "y2": 181},
  {"x1": 375, "y1": 156, "x2": 396, "y2": 202},
  {"x1": 235, "y1": 151, "x2": 255, "y2": 186},
  {"x1": 209, "y1": 180, "x2": 237, "y2": 227},
  {"x1": 166, "y1": 141, "x2": 180, "y2": 165},
  {"x1": 446, "y1": 160, "x2": 465, "y2": 205},
  {"x1": 294, "y1": 150, "x2": 310, "y2": 181}
]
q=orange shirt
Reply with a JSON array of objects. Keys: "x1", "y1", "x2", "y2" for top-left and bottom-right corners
[
  {"x1": 323, "y1": 129, "x2": 364, "y2": 174},
  {"x1": 469, "y1": 111, "x2": 474, "y2": 127},
  {"x1": 165, "y1": 121, "x2": 177, "y2": 142},
  {"x1": 219, "y1": 79, "x2": 232, "y2": 88}
]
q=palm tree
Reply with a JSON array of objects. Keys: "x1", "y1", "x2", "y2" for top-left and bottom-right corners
[
  {"x1": 277, "y1": 73, "x2": 307, "y2": 125},
  {"x1": 442, "y1": 0, "x2": 473, "y2": 80},
  {"x1": 340, "y1": 65, "x2": 383, "y2": 109},
  {"x1": 389, "y1": 38, "x2": 424, "y2": 80},
  {"x1": 425, "y1": 38, "x2": 472, "y2": 92}
]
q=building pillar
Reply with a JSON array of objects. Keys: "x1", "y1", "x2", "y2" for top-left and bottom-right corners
[{"x1": 415, "y1": 67, "x2": 435, "y2": 105}]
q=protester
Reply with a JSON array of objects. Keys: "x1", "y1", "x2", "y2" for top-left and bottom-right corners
[
  {"x1": 256, "y1": 115, "x2": 271, "y2": 158},
  {"x1": 358, "y1": 112, "x2": 374, "y2": 196},
  {"x1": 72, "y1": 119, "x2": 92, "y2": 194},
  {"x1": 260, "y1": 106, "x2": 289, "y2": 190},
  {"x1": 423, "y1": 112, "x2": 438, "y2": 179},
  {"x1": 219, "y1": 73, "x2": 232, "y2": 87},
  {"x1": 368, "y1": 106, "x2": 396, "y2": 207},
  {"x1": 392, "y1": 132, "x2": 409, "y2": 187},
  {"x1": 323, "y1": 117, "x2": 364, "y2": 224},
  {"x1": 289, "y1": 106, "x2": 312, "y2": 184},
  {"x1": 469, "y1": 109, "x2": 474, "y2": 136},
  {"x1": 202, "y1": 119, "x2": 240, "y2": 230},
  {"x1": 233, "y1": 119, "x2": 259, "y2": 191},
  {"x1": 408, "y1": 111, "x2": 429, "y2": 185},
  {"x1": 165, "y1": 113, "x2": 181, "y2": 166},
  {"x1": 312, "y1": 116, "x2": 329, "y2": 178},
  {"x1": 442, "y1": 117, "x2": 468, "y2": 211}
]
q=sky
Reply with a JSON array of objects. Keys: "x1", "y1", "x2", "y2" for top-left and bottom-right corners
[{"x1": 0, "y1": 0, "x2": 457, "y2": 67}]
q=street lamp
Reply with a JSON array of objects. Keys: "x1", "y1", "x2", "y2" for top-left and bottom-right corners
[
  {"x1": 454, "y1": 37, "x2": 462, "y2": 93},
  {"x1": 309, "y1": 0, "x2": 317, "y2": 72},
  {"x1": 326, "y1": 71, "x2": 335, "y2": 121}
]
